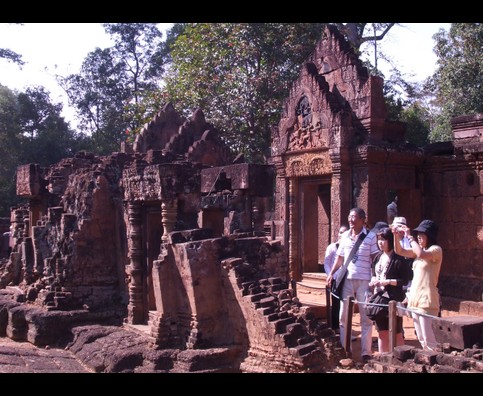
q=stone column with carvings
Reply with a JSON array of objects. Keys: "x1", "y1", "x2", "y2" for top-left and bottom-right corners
[
  {"x1": 161, "y1": 199, "x2": 178, "y2": 242},
  {"x1": 288, "y1": 178, "x2": 299, "y2": 283},
  {"x1": 271, "y1": 157, "x2": 288, "y2": 248},
  {"x1": 126, "y1": 202, "x2": 145, "y2": 324}
]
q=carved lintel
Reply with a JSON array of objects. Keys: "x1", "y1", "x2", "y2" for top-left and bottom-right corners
[{"x1": 285, "y1": 151, "x2": 331, "y2": 177}]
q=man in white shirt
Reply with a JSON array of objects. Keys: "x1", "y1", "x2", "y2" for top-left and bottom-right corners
[{"x1": 327, "y1": 207, "x2": 380, "y2": 362}]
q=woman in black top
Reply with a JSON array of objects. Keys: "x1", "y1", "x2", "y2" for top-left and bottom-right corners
[{"x1": 369, "y1": 227, "x2": 412, "y2": 353}]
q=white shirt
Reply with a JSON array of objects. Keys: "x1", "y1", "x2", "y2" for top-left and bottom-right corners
[
  {"x1": 336, "y1": 228, "x2": 379, "y2": 281},
  {"x1": 324, "y1": 242, "x2": 340, "y2": 279}
]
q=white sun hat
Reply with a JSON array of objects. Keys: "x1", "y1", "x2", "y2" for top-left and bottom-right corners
[{"x1": 391, "y1": 216, "x2": 407, "y2": 226}]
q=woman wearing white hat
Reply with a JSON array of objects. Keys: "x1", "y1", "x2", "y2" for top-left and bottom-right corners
[
  {"x1": 392, "y1": 219, "x2": 442, "y2": 351},
  {"x1": 391, "y1": 216, "x2": 414, "y2": 298},
  {"x1": 391, "y1": 217, "x2": 410, "y2": 248}
]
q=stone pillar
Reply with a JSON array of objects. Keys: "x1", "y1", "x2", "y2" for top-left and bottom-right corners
[
  {"x1": 161, "y1": 199, "x2": 178, "y2": 242},
  {"x1": 126, "y1": 202, "x2": 145, "y2": 324},
  {"x1": 330, "y1": 148, "x2": 352, "y2": 239},
  {"x1": 252, "y1": 197, "x2": 265, "y2": 233},
  {"x1": 21, "y1": 237, "x2": 34, "y2": 284},
  {"x1": 241, "y1": 192, "x2": 252, "y2": 232},
  {"x1": 272, "y1": 158, "x2": 288, "y2": 246},
  {"x1": 149, "y1": 253, "x2": 183, "y2": 348},
  {"x1": 29, "y1": 199, "x2": 42, "y2": 239},
  {"x1": 272, "y1": 158, "x2": 286, "y2": 223},
  {"x1": 288, "y1": 178, "x2": 299, "y2": 282},
  {"x1": 31, "y1": 225, "x2": 44, "y2": 278},
  {"x1": 11, "y1": 208, "x2": 26, "y2": 253}
]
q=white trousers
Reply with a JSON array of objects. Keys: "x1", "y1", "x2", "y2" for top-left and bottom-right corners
[
  {"x1": 339, "y1": 278, "x2": 373, "y2": 357},
  {"x1": 411, "y1": 311, "x2": 439, "y2": 351}
]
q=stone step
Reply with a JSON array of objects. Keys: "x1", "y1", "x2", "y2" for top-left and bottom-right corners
[
  {"x1": 296, "y1": 273, "x2": 328, "y2": 303},
  {"x1": 302, "y1": 272, "x2": 328, "y2": 281},
  {"x1": 295, "y1": 272, "x2": 330, "y2": 320}
]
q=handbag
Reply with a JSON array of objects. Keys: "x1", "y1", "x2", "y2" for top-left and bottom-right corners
[
  {"x1": 365, "y1": 290, "x2": 390, "y2": 321},
  {"x1": 331, "y1": 231, "x2": 367, "y2": 298}
]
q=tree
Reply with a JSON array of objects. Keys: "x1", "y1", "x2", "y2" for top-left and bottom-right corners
[
  {"x1": 0, "y1": 85, "x2": 79, "y2": 216},
  {"x1": 378, "y1": 66, "x2": 431, "y2": 146},
  {"x1": 426, "y1": 23, "x2": 483, "y2": 142},
  {"x1": 161, "y1": 23, "x2": 403, "y2": 162},
  {"x1": 163, "y1": 23, "x2": 326, "y2": 162},
  {"x1": 0, "y1": 48, "x2": 24, "y2": 66},
  {"x1": 60, "y1": 23, "x2": 166, "y2": 154},
  {"x1": 60, "y1": 48, "x2": 130, "y2": 153},
  {"x1": 0, "y1": 85, "x2": 23, "y2": 215},
  {"x1": 17, "y1": 86, "x2": 83, "y2": 166},
  {"x1": 0, "y1": 23, "x2": 25, "y2": 67},
  {"x1": 336, "y1": 23, "x2": 396, "y2": 54}
]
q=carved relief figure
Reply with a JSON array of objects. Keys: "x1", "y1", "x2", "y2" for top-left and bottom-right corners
[
  {"x1": 297, "y1": 96, "x2": 312, "y2": 129},
  {"x1": 288, "y1": 96, "x2": 324, "y2": 151}
]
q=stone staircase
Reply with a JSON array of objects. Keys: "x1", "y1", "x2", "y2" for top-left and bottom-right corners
[{"x1": 235, "y1": 274, "x2": 344, "y2": 372}]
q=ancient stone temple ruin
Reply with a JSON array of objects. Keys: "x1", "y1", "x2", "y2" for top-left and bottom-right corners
[
  {"x1": 0, "y1": 25, "x2": 482, "y2": 373},
  {"x1": 270, "y1": 26, "x2": 483, "y2": 307},
  {"x1": 0, "y1": 101, "x2": 340, "y2": 372}
]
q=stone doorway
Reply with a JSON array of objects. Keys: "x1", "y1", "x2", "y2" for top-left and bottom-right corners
[{"x1": 299, "y1": 178, "x2": 331, "y2": 276}]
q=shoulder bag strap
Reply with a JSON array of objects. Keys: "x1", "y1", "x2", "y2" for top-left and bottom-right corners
[{"x1": 337, "y1": 231, "x2": 367, "y2": 278}]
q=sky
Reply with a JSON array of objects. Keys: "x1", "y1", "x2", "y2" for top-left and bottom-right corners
[{"x1": 0, "y1": 23, "x2": 451, "y2": 128}]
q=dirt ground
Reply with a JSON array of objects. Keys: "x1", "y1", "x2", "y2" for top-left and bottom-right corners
[
  {"x1": 348, "y1": 310, "x2": 420, "y2": 363},
  {"x1": 348, "y1": 307, "x2": 460, "y2": 363}
]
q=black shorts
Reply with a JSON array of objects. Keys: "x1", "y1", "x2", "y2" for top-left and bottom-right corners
[{"x1": 374, "y1": 314, "x2": 403, "y2": 333}]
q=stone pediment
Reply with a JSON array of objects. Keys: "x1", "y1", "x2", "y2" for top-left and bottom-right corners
[
  {"x1": 133, "y1": 103, "x2": 233, "y2": 167},
  {"x1": 272, "y1": 25, "x2": 390, "y2": 158}
]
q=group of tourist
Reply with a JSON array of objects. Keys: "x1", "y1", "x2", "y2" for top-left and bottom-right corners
[{"x1": 324, "y1": 203, "x2": 443, "y2": 362}]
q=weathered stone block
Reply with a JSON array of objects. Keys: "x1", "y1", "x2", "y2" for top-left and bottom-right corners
[
  {"x1": 432, "y1": 315, "x2": 483, "y2": 350},
  {"x1": 414, "y1": 350, "x2": 438, "y2": 366},
  {"x1": 429, "y1": 364, "x2": 461, "y2": 373},
  {"x1": 16, "y1": 164, "x2": 41, "y2": 198},
  {"x1": 392, "y1": 344, "x2": 415, "y2": 361}
]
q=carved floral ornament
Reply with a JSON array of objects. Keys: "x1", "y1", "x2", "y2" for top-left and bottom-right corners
[{"x1": 285, "y1": 152, "x2": 331, "y2": 177}]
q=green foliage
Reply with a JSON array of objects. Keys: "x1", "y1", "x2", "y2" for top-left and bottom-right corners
[
  {"x1": 400, "y1": 103, "x2": 431, "y2": 146},
  {"x1": 17, "y1": 86, "x2": 82, "y2": 165},
  {"x1": 59, "y1": 23, "x2": 166, "y2": 154},
  {"x1": 60, "y1": 47, "x2": 130, "y2": 153},
  {"x1": 0, "y1": 85, "x2": 78, "y2": 216},
  {"x1": 0, "y1": 85, "x2": 23, "y2": 215},
  {"x1": 163, "y1": 23, "x2": 325, "y2": 163},
  {"x1": 365, "y1": 53, "x2": 431, "y2": 146},
  {"x1": 428, "y1": 23, "x2": 483, "y2": 142}
]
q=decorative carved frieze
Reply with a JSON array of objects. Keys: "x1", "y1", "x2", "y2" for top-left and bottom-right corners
[{"x1": 284, "y1": 151, "x2": 331, "y2": 177}]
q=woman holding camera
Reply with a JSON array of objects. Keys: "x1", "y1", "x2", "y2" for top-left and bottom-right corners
[{"x1": 393, "y1": 219, "x2": 442, "y2": 351}]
